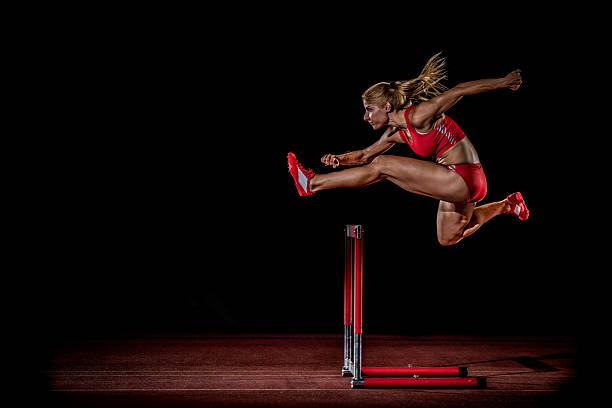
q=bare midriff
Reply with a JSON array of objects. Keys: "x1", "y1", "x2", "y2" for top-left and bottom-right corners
[{"x1": 435, "y1": 137, "x2": 480, "y2": 166}]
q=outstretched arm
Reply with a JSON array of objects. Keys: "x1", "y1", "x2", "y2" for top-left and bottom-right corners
[
  {"x1": 321, "y1": 126, "x2": 403, "y2": 167},
  {"x1": 411, "y1": 69, "x2": 523, "y2": 131}
]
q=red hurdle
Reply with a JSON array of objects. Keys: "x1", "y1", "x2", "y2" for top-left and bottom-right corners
[{"x1": 343, "y1": 225, "x2": 485, "y2": 389}]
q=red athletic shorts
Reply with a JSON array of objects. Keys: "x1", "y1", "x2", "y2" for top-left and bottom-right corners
[{"x1": 447, "y1": 163, "x2": 487, "y2": 203}]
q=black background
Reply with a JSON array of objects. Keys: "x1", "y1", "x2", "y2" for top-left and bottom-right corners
[{"x1": 17, "y1": 7, "x2": 601, "y2": 350}]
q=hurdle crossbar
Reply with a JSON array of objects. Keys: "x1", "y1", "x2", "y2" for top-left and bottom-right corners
[{"x1": 343, "y1": 224, "x2": 485, "y2": 389}]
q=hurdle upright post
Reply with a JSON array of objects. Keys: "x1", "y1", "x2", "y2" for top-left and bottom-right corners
[
  {"x1": 347, "y1": 225, "x2": 364, "y2": 388},
  {"x1": 342, "y1": 226, "x2": 354, "y2": 376}
]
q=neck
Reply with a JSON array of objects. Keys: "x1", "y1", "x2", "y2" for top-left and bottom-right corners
[{"x1": 387, "y1": 108, "x2": 408, "y2": 129}]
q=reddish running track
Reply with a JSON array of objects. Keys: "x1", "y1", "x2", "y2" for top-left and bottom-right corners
[{"x1": 42, "y1": 334, "x2": 580, "y2": 407}]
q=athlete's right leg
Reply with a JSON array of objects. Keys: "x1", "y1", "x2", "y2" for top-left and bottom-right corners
[
  {"x1": 310, "y1": 155, "x2": 469, "y2": 203},
  {"x1": 309, "y1": 163, "x2": 383, "y2": 192}
]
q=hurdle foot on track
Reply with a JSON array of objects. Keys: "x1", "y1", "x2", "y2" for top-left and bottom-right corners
[{"x1": 350, "y1": 379, "x2": 365, "y2": 388}]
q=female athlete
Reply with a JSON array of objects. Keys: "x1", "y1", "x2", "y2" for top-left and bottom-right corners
[{"x1": 288, "y1": 53, "x2": 528, "y2": 246}]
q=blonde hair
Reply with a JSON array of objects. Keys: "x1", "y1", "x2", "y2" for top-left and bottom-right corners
[{"x1": 362, "y1": 52, "x2": 448, "y2": 109}]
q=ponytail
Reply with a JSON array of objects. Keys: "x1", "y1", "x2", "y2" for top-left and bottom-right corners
[
  {"x1": 395, "y1": 52, "x2": 448, "y2": 105},
  {"x1": 362, "y1": 52, "x2": 448, "y2": 109}
]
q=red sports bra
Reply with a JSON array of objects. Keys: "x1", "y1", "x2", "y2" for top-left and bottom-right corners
[{"x1": 398, "y1": 106, "x2": 466, "y2": 159}]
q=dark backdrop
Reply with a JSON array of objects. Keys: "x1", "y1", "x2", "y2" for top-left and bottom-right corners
[{"x1": 20, "y1": 9, "x2": 598, "y2": 345}]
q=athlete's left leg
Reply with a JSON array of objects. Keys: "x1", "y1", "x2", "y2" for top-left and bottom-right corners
[{"x1": 436, "y1": 199, "x2": 512, "y2": 246}]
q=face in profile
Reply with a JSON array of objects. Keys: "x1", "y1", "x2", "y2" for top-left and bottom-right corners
[{"x1": 362, "y1": 100, "x2": 389, "y2": 130}]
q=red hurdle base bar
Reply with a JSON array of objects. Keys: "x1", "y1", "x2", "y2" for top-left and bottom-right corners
[
  {"x1": 343, "y1": 225, "x2": 486, "y2": 389},
  {"x1": 360, "y1": 377, "x2": 485, "y2": 388},
  {"x1": 362, "y1": 366, "x2": 468, "y2": 377}
]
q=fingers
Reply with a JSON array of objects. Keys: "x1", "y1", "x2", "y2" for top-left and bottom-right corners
[
  {"x1": 321, "y1": 154, "x2": 340, "y2": 167},
  {"x1": 508, "y1": 69, "x2": 522, "y2": 91}
]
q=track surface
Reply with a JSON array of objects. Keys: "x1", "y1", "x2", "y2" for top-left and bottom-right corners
[{"x1": 42, "y1": 334, "x2": 580, "y2": 407}]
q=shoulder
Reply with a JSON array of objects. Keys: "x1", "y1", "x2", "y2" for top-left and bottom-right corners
[
  {"x1": 410, "y1": 101, "x2": 444, "y2": 133},
  {"x1": 408, "y1": 103, "x2": 429, "y2": 129}
]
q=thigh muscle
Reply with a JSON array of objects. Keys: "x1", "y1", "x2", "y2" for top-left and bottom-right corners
[{"x1": 373, "y1": 155, "x2": 470, "y2": 202}]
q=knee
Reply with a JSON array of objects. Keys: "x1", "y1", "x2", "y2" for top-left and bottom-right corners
[
  {"x1": 437, "y1": 220, "x2": 468, "y2": 247},
  {"x1": 369, "y1": 155, "x2": 391, "y2": 177}
]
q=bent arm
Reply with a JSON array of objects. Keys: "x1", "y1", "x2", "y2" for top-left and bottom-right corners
[{"x1": 411, "y1": 69, "x2": 522, "y2": 131}]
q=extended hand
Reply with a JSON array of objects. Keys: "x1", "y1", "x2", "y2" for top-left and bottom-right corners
[
  {"x1": 504, "y1": 69, "x2": 522, "y2": 91},
  {"x1": 321, "y1": 154, "x2": 341, "y2": 168}
]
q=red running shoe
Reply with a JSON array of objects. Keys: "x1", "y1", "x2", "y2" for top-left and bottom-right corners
[
  {"x1": 288, "y1": 152, "x2": 315, "y2": 196},
  {"x1": 506, "y1": 192, "x2": 529, "y2": 220}
]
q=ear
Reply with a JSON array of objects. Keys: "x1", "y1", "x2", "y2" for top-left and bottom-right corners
[{"x1": 385, "y1": 102, "x2": 393, "y2": 112}]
